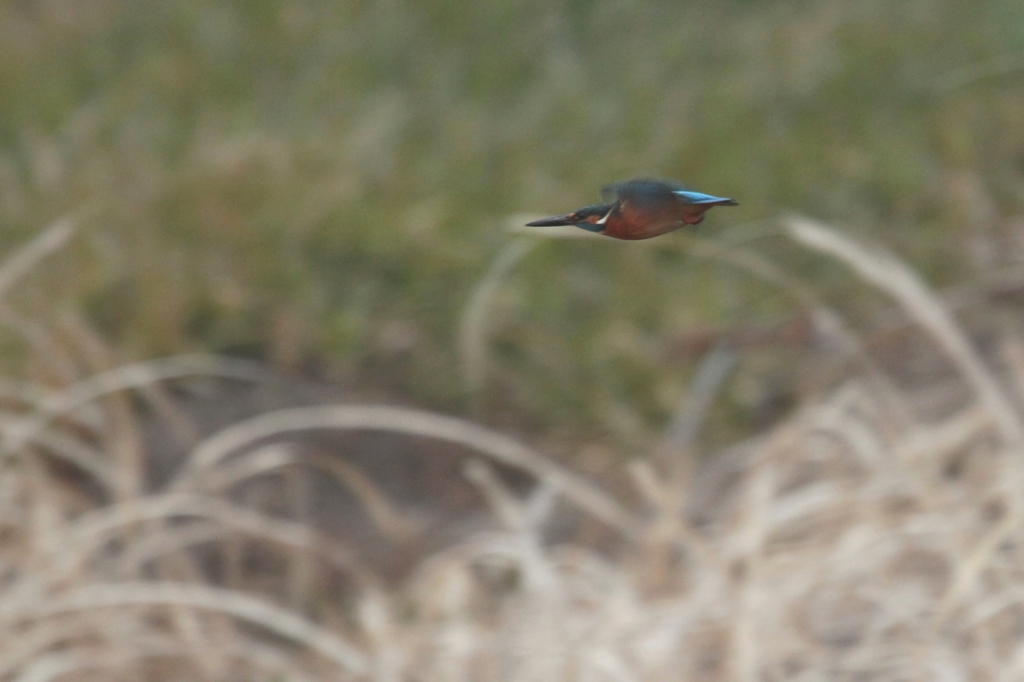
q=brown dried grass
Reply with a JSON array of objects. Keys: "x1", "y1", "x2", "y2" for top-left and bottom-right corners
[{"x1": 2, "y1": 216, "x2": 1024, "y2": 680}]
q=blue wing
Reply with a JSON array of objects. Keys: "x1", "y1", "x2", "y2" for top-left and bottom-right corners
[{"x1": 673, "y1": 190, "x2": 738, "y2": 205}]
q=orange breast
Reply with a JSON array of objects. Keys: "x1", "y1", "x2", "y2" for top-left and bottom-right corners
[{"x1": 600, "y1": 201, "x2": 689, "y2": 240}]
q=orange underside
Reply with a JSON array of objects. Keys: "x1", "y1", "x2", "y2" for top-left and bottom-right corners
[
  {"x1": 599, "y1": 214, "x2": 705, "y2": 240},
  {"x1": 594, "y1": 201, "x2": 714, "y2": 240}
]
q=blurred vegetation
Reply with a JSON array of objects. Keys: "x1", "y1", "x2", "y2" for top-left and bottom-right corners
[{"x1": 1, "y1": 0, "x2": 1023, "y2": 454}]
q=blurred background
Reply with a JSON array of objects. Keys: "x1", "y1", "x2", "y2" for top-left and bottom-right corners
[
  {"x1": 3, "y1": 0, "x2": 1023, "y2": 455},
  {"x1": 3, "y1": 1, "x2": 1024, "y2": 680}
]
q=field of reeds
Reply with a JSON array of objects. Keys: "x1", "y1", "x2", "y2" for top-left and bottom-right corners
[
  {"x1": 3, "y1": 0, "x2": 1024, "y2": 680},
  {"x1": 1, "y1": 213, "x2": 1024, "y2": 680}
]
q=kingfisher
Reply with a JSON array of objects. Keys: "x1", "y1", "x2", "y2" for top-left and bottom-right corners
[{"x1": 526, "y1": 178, "x2": 738, "y2": 240}]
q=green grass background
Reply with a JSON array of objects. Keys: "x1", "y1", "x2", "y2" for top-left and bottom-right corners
[{"x1": 1, "y1": 0, "x2": 1022, "y2": 454}]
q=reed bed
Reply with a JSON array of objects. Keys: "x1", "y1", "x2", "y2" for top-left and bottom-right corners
[{"x1": 2, "y1": 216, "x2": 1024, "y2": 681}]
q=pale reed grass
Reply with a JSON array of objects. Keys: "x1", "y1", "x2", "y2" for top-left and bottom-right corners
[
  {"x1": 172, "y1": 403, "x2": 638, "y2": 533},
  {"x1": 459, "y1": 235, "x2": 538, "y2": 397},
  {"x1": 0, "y1": 582, "x2": 369, "y2": 674},
  {"x1": 0, "y1": 211, "x2": 84, "y2": 301},
  {"x1": 1, "y1": 354, "x2": 268, "y2": 452},
  {"x1": 2, "y1": 218, "x2": 1024, "y2": 679},
  {"x1": 786, "y1": 215, "x2": 1023, "y2": 445}
]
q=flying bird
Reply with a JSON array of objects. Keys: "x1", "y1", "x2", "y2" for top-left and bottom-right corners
[{"x1": 526, "y1": 178, "x2": 738, "y2": 240}]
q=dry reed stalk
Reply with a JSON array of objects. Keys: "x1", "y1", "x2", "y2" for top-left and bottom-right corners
[
  {"x1": 732, "y1": 465, "x2": 773, "y2": 682},
  {"x1": 0, "y1": 306, "x2": 82, "y2": 386},
  {"x1": 459, "y1": 236, "x2": 538, "y2": 396},
  {"x1": 56, "y1": 313, "x2": 146, "y2": 500},
  {"x1": 304, "y1": 450, "x2": 424, "y2": 542},
  {"x1": 894, "y1": 405, "x2": 993, "y2": 464},
  {"x1": 283, "y1": 463, "x2": 316, "y2": 611},
  {"x1": 56, "y1": 492, "x2": 372, "y2": 585},
  {"x1": 786, "y1": 216, "x2": 1022, "y2": 445},
  {"x1": 1000, "y1": 336, "x2": 1024, "y2": 409},
  {"x1": 16, "y1": 426, "x2": 115, "y2": 490},
  {"x1": 10, "y1": 639, "x2": 318, "y2": 682},
  {"x1": 655, "y1": 340, "x2": 737, "y2": 481},
  {"x1": 464, "y1": 459, "x2": 535, "y2": 532},
  {"x1": 0, "y1": 354, "x2": 268, "y2": 457},
  {"x1": 173, "y1": 403, "x2": 639, "y2": 533},
  {"x1": 0, "y1": 581, "x2": 369, "y2": 674},
  {"x1": 0, "y1": 212, "x2": 82, "y2": 301}
]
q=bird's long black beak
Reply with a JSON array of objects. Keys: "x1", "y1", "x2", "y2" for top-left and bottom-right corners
[{"x1": 525, "y1": 214, "x2": 576, "y2": 227}]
